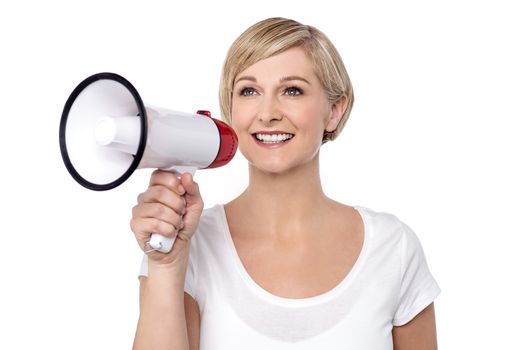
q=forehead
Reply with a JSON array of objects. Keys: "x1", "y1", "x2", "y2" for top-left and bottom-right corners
[{"x1": 235, "y1": 47, "x2": 317, "y2": 83}]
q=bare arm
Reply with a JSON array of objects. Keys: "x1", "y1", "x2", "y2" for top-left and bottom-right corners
[
  {"x1": 133, "y1": 249, "x2": 191, "y2": 350},
  {"x1": 184, "y1": 292, "x2": 201, "y2": 350},
  {"x1": 392, "y1": 303, "x2": 438, "y2": 350},
  {"x1": 131, "y1": 171, "x2": 204, "y2": 350}
]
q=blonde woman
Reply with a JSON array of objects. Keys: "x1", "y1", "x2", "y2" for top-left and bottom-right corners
[{"x1": 132, "y1": 17, "x2": 440, "y2": 350}]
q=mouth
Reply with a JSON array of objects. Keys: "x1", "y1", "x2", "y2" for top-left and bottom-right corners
[{"x1": 252, "y1": 132, "x2": 295, "y2": 144}]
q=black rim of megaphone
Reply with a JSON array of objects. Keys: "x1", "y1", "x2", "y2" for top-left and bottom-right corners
[{"x1": 59, "y1": 72, "x2": 147, "y2": 191}]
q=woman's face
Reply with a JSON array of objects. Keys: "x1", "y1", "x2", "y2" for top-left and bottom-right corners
[{"x1": 231, "y1": 46, "x2": 343, "y2": 174}]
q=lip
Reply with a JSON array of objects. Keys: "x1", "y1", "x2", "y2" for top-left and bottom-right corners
[{"x1": 252, "y1": 131, "x2": 294, "y2": 135}]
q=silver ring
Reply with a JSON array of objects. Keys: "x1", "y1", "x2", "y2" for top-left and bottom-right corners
[{"x1": 143, "y1": 241, "x2": 156, "y2": 254}]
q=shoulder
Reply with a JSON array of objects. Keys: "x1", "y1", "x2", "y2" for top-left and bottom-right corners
[
  {"x1": 355, "y1": 205, "x2": 425, "y2": 257},
  {"x1": 188, "y1": 204, "x2": 228, "y2": 250},
  {"x1": 198, "y1": 204, "x2": 224, "y2": 227},
  {"x1": 189, "y1": 204, "x2": 226, "y2": 240},
  {"x1": 355, "y1": 205, "x2": 408, "y2": 237}
]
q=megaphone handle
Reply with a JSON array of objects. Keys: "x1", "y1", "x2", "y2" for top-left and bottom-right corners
[
  {"x1": 145, "y1": 234, "x2": 176, "y2": 254},
  {"x1": 145, "y1": 166, "x2": 197, "y2": 254}
]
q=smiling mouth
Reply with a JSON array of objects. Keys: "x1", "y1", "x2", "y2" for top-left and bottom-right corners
[{"x1": 253, "y1": 133, "x2": 295, "y2": 144}]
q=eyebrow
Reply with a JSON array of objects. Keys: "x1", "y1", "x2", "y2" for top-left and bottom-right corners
[
  {"x1": 233, "y1": 75, "x2": 311, "y2": 86},
  {"x1": 280, "y1": 76, "x2": 311, "y2": 85},
  {"x1": 234, "y1": 76, "x2": 257, "y2": 85}
]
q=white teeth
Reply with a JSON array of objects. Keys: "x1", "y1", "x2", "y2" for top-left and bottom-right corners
[{"x1": 255, "y1": 133, "x2": 294, "y2": 143}]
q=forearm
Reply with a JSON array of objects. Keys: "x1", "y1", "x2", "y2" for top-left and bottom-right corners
[{"x1": 133, "y1": 247, "x2": 191, "y2": 350}]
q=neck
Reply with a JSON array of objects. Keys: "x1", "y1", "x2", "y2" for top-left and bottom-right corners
[
  {"x1": 248, "y1": 157, "x2": 325, "y2": 205},
  {"x1": 230, "y1": 154, "x2": 332, "y2": 240}
]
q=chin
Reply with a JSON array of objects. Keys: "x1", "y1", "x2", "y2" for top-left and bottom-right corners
[
  {"x1": 250, "y1": 161, "x2": 288, "y2": 175},
  {"x1": 241, "y1": 141, "x2": 321, "y2": 175},
  {"x1": 250, "y1": 155, "x2": 318, "y2": 176}
]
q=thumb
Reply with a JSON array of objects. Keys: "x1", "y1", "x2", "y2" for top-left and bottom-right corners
[
  {"x1": 180, "y1": 173, "x2": 201, "y2": 204},
  {"x1": 178, "y1": 173, "x2": 204, "y2": 238}
]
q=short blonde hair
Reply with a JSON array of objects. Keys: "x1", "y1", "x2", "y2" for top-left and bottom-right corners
[{"x1": 219, "y1": 17, "x2": 354, "y2": 142}]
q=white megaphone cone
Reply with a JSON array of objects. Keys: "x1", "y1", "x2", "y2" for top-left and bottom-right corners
[{"x1": 59, "y1": 72, "x2": 238, "y2": 253}]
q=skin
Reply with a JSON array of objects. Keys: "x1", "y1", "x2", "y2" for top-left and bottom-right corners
[
  {"x1": 132, "y1": 172, "x2": 202, "y2": 350},
  {"x1": 131, "y1": 46, "x2": 438, "y2": 349}
]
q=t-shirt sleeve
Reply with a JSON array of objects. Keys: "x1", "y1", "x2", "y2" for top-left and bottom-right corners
[
  {"x1": 392, "y1": 222, "x2": 441, "y2": 326},
  {"x1": 137, "y1": 247, "x2": 198, "y2": 300}
]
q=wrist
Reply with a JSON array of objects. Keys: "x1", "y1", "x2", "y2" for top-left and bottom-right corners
[{"x1": 147, "y1": 243, "x2": 190, "y2": 278}]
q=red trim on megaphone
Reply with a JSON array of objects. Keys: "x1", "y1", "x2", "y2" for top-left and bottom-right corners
[
  {"x1": 208, "y1": 118, "x2": 238, "y2": 168},
  {"x1": 196, "y1": 110, "x2": 212, "y2": 118}
]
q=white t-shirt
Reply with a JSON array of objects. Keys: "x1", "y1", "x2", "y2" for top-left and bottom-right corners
[{"x1": 139, "y1": 205, "x2": 440, "y2": 349}]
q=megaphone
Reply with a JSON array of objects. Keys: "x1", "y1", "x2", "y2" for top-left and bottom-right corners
[{"x1": 59, "y1": 72, "x2": 238, "y2": 253}]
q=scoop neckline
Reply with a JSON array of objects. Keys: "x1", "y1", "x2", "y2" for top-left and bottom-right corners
[{"x1": 216, "y1": 204, "x2": 370, "y2": 307}]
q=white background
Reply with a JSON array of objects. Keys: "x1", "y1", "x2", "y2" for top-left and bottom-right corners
[{"x1": 1, "y1": 0, "x2": 524, "y2": 348}]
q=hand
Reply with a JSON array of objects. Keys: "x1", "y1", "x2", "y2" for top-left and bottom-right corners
[{"x1": 130, "y1": 170, "x2": 204, "y2": 266}]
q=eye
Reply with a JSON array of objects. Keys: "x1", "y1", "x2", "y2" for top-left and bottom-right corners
[
  {"x1": 284, "y1": 86, "x2": 302, "y2": 96},
  {"x1": 240, "y1": 87, "x2": 258, "y2": 97}
]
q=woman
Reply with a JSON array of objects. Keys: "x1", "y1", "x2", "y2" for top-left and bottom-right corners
[{"x1": 132, "y1": 17, "x2": 440, "y2": 350}]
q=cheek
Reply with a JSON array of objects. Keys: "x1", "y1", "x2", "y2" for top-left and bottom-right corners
[
  {"x1": 231, "y1": 100, "x2": 252, "y2": 129},
  {"x1": 230, "y1": 105, "x2": 253, "y2": 149},
  {"x1": 230, "y1": 113, "x2": 244, "y2": 133},
  {"x1": 296, "y1": 103, "x2": 330, "y2": 132},
  {"x1": 231, "y1": 117, "x2": 249, "y2": 136}
]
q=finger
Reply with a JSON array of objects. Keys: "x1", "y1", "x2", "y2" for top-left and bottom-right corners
[
  {"x1": 149, "y1": 170, "x2": 185, "y2": 195},
  {"x1": 180, "y1": 173, "x2": 201, "y2": 204},
  {"x1": 130, "y1": 217, "x2": 179, "y2": 241},
  {"x1": 178, "y1": 173, "x2": 204, "y2": 236},
  {"x1": 132, "y1": 203, "x2": 183, "y2": 227},
  {"x1": 137, "y1": 185, "x2": 186, "y2": 215}
]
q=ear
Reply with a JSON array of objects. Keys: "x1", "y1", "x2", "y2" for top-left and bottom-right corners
[{"x1": 325, "y1": 96, "x2": 348, "y2": 133}]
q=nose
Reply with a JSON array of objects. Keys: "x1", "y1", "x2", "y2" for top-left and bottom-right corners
[{"x1": 258, "y1": 94, "x2": 283, "y2": 125}]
